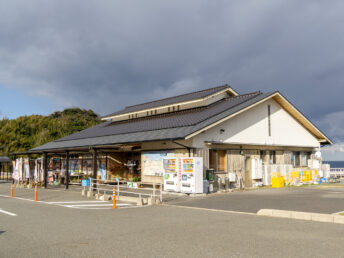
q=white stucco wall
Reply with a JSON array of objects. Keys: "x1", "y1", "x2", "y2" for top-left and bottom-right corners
[{"x1": 191, "y1": 98, "x2": 320, "y2": 149}]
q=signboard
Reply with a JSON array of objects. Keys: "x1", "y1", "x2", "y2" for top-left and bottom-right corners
[
  {"x1": 182, "y1": 159, "x2": 194, "y2": 173},
  {"x1": 142, "y1": 151, "x2": 175, "y2": 176},
  {"x1": 81, "y1": 179, "x2": 90, "y2": 187}
]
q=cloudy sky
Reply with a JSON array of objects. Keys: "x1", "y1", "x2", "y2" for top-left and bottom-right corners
[{"x1": 0, "y1": 0, "x2": 343, "y2": 160}]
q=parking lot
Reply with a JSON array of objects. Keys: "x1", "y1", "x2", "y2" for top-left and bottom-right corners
[
  {"x1": 166, "y1": 186, "x2": 344, "y2": 214},
  {"x1": 0, "y1": 182, "x2": 138, "y2": 210},
  {"x1": 1, "y1": 182, "x2": 344, "y2": 257}
]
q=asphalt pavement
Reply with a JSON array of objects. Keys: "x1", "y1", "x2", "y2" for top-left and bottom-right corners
[
  {"x1": 1, "y1": 182, "x2": 344, "y2": 257},
  {"x1": 166, "y1": 186, "x2": 344, "y2": 214}
]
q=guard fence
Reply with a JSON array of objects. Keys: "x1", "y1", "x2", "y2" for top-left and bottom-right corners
[
  {"x1": 87, "y1": 179, "x2": 163, "y2": 203},
  {"x1": 330, "y1": 168, "x2": 344, "y2": 178}
]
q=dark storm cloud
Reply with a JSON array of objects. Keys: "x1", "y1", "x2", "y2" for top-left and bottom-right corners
[{"x1": 0, "y1": 0, "x2": 344, "y2": 144}]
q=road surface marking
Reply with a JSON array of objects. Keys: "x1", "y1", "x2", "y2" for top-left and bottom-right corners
[
  {"x1": 46, "y1": 201, "x2": 108, "y2": 204},
  {"x1": 0, "y1": 194, "x2": 39, "y2": 202},
  {"x1": 64, "y1": 203, "x2": 131, "y2": 207},
  {"x1": 0, "y1": 208, "x2": 17, "y2": 216},
  {"x1": 62, "y1": 203, "x2": 135, "y2": 209},
  {"x1": 0, "y1": 194, "x2": 138, "y2": 210},
  {"x1": 164, "y1": 204, "x2": 257, "y2": 216}
]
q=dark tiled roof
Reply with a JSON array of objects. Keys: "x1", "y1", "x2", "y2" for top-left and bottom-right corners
[
  {"x1": 30, "y1": 92, "x2": 276, "y2": 152},
  {"x1": 57, "y1": 91, "x2": 261, "y2": 142},
  {"x1": 103, "y1": 84, "x2": 233, "y2": 118},
  {"x1": 0, "y1": 156, "x2": 11, "y2": 163}
]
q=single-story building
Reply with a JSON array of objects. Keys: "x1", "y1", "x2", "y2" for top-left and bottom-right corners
[
  {"x1": 0, "y1": 156, "x2": 11, "y2": 180},
  {"x1": 25, "y1": 84, "x2": 332, "y2": 189}
]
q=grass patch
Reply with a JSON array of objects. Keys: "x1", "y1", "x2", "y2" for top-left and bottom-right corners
[{"x1": 339, "y1": 213, "x2": 344, "y2": 216}]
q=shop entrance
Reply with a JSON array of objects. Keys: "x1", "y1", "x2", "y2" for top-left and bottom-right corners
[{"x1": 44, "y1": 151, "x2": 142, "y2": 187}]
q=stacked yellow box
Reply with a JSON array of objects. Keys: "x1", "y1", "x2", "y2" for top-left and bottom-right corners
[
  {"x1": 302, "y1": 171, "x2": 312, "y2": 182},
  {"x1": 291, "y1": 171, "x2": 300, "y2": 179},
  {"x1": 290, "y1": 171, "x2": 300, "y2": 184},
  {"x1": 272, "y1": 177, "x2": 285, "y2": 188}
]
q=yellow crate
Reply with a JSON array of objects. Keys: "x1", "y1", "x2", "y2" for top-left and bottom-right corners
[
  {"x1": 291, "y1": 171, "x2": 300, "y2": 178},
  {"x1": 272, "y1": 177, "x2": 285, "y2": 188}
]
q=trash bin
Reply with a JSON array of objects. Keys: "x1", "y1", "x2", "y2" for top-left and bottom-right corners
[
  {"x1": 209, "y1": 181, "x2": 214, "y2": 193},
  {"x1": 225, "y1": 177, "x2": 230, "y2": 190},
  {"x1": 218, "y1": 177, "x2": 222, "y2": 192},
  {"x1": 213, "y1": 175, "x2": 219, "y2": 192},
  {"x1": 203, "y1": 180, "x2": 209, "y2": 194}
]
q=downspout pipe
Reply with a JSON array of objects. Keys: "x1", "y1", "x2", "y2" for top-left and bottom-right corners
[{"x1": 171, "y1": 140, "x2": 192, "y2": 157}]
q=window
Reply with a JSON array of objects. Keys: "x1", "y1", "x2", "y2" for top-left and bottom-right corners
[
  {"x1": 293, "y1": 151, "x2": 300, "y2": 166},
  {"x1": 260, "y1": 150, "x2": 267, "y2": 161},
  {"x1": 168, "y1": 107, "x2": 170, "y2": 112},
  {"x1": 217, "y1": 150, "x2": 226, "y2": 171},
  {"x1": 154, "y1": 110, "x2": 157, "y2": 115},
  {"x1": 209, "y1": 150, "x2": 226, "y2": 171},
  {"x1": 209, "y1": 150, "x2": 216, "y2": 170},
  {"x1": 269, "y1": 150, "x2": 276, "y2": 164},
  {"x1": 307, "y1": 152, "x2": 311, "y2": 162},
  {"x1": 301, "y1": 152, "x2": 311, "y2": 167}
]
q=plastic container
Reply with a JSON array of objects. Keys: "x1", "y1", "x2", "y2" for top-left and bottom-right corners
[
  {"x1": 203, "y1": 180, "x2": 209, "y2": 194},
  {"x1": 209, "y1": 182, "x2": 214, "y2": 193},
  {"x1": 225, "y1": 177, "x2": 230, "y2": 190},
  {"x1": 272, "y1": 177, "x2": 285, "y2": 188}
]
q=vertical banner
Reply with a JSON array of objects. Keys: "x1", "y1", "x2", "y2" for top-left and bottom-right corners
[
  {"x1": 34, "y1": 159, "x2": 38, "y2": 182},
  {"x1": 18, "y1": 158, "x2": 23, "y2": 181},
  {"x1": 99, "y1": 163, "x2": 106, "y2": 180},
  {"x1": 12, "y1": 160, "x2": 19, "y2": 181},
  {"x1": 24, "y1": 158, "x2": 30, "y2": 179}
]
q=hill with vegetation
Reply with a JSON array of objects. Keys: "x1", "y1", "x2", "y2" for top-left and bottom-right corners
[{"x1": 0, "y1": 108, "x2": 102, "y2": 155}]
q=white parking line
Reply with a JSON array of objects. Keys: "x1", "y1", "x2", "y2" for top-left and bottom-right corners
[
  {"x1": 0, "y1": 208, "x2": 17, "y2": 216},
  {"x1": 0, "y1": 194, "x2": 138, "y2": 210},
  {"x1": 46, "y1": 201, "x2": 108, "y2": 204},
  {"x1": 64, "y1": 203, "x2": 131, "y2": 207}
]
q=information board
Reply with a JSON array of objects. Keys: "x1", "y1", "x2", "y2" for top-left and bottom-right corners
[{"x1": 142, "y1": 151, "x2": 175, "y2": 176}]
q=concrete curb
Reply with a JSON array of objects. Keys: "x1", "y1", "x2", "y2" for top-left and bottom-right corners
[{"x1": 257, "y1": 209, "x2": 344, "y2": 224}]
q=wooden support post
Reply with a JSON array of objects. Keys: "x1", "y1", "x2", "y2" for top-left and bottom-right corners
[
  {"x1": 12, "y1": 155, "x2": 16, "y2": 184},
  {"x1": 66, "y1": 151, "x2": 70, "y2": 190},
  {"x1": 81, "y1": 155, "x2": 84, "y2": 175},
  {"x1": 105, "y1": 153, "x2": 108, "y2": 180},
  {"x1": 92, "y1": 148, "x2": 97, "y2": 191},
  {"x1": 43, "y1": 153, "x2": 48, "y2": 188}
]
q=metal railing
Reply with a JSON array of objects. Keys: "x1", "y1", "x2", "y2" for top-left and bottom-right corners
[
  {"x1": 330, "y1": 168, "x2": 344, "y2": 178},
  {"x1": 87, "y1": 179, "x2": 163, "y2": 202}
]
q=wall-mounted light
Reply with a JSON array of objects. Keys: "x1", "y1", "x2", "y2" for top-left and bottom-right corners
[{"x1": 220, "y1": 129, "x2": 225, "y2": 134}]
